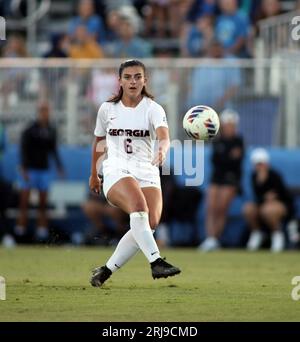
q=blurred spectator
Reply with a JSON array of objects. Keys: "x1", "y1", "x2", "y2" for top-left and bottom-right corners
[
  {"x1": 182, "y1": 14, "x2": 215, "y2": 56},
  {"x1": 103, "y1": 4, "x2": 144, "y2": 54},
  {"x1": 87, "y1": 69, "x2": 119, "y2": 106},
  {"x1": 15, "y1": 102, "x2": 64, "y2": 243},
  {"x1": 254, "y1": 0, "x2": 283, "y2": 23},
  {"x1": 253, "y1": 0, "x2": 284, "y2": 36},
  {"x1": 180, "y1": 0, "x2": 216, "y2": 56},
  {"x1": 144, "y1": 0, "x2": 185, "y2": 38},
  {"x1": 110, "y1": 15, "x2": 152, "y2": 58},
  {"x1": 118, "y1": 4, "x2": 142, "y2": 31},
  {"x1": 215, "y1": 0, "x2": 250, "y2": 57},
  {"x1": 187, "y1": 40, "x2": 241, "y2": 113},
  {"x1": 68, "y1": 0, "x2": 106, "y2": 43},
  {"x1": 295, "y1": 0, "x2": 300, "y2": 11},
  {"x1": 103, "y1": 9, "x2": 121, "y2": 42},
  {"x1": 185, "y1": 0, "x2": 216, "y2": 23},
  {"x1": 199, "y1": 109, "x2": 244, "y2": 251},
  {"x1": 1, "y1": 34, "x2": 28, "y2": 58},
  {"x1": 0, "y1": 34, "x2": 29, "y2": 109},
  {"x1": 82, "y1": 193, "x2": 129, "y2": 245},
  {"x1": 244, "y1": 148, "x2": 295, "y2": 252},
  {"x1": 69, "y1": 25, "x2": 104, "y2": 59},
  {"x1": 156, "y1": 170, "x2": 202, "y2": 247},
  {"x1": 43, "y1": 33, "x2": 68, "y2": 58}
]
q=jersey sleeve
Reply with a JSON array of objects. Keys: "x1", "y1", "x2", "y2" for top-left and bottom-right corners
[
  {"x1": 94, "y1": 102, "x2": 108, "y2": 137},
  {"x1": 149, "y1": 102, "x2": 168, "y2": 130}
]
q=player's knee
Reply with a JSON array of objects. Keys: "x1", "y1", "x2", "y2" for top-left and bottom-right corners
[
  {"x1": 131, "y1": 200, "x2": 149, "y2": 213},
  {"x1": 243, "y1": 203, "x2": 257, "y2": 218},
  {"x1": 149, "y1": 216, "x2": 160, "y2": 230},
  {"x1": 260, "y1": 204, "x2": 274, "y2": 219}
]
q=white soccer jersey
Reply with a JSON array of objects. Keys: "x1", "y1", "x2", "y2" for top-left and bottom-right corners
[{"x1": 94, "y1": 97, "x2": 168, "y2": 171}]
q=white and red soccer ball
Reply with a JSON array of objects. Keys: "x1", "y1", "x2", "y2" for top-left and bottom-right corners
[{"x1": 183, "y1": 105, "x2": 220, "y2": 141}]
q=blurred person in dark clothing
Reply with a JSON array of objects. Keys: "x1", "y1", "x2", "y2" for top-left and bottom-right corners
[
  {"x1": 15, "y1": 102, "x2": 64, "y2": 242},
  {"x1": 82, "y1": 192, "x2": 129, "y2": 245},
  {"x1": 156, "y1": 169, "x2": 202, "y2": 247},
  {"x1": 43, "y1": 33, "x2": 68, "y2": 58},
  {"x1": 244, "y1": 148, "x2": 294, "y2": 252},
  {"x1": 199, "y1": 109, "x2": 244, "y2": 251}
]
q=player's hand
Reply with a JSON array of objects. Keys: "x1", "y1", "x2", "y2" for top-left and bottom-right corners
[
  {"x1": 89, "y1": 174, "x2": 102, "y2": 194},
  {"x1": 264, "y1": 191, "x2": 278, "y2": 202},
  {"x1": 152, "y1": 148, "x2": 166, "y2": 166}
]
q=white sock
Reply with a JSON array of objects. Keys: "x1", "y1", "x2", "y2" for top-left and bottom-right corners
[
  {"x1": 106, "y1": 229, "x2": 156, "y2": 272},
  {"x1": 130, "y1": 212, "x2": 160, "y2": 263},
  {"x1": 106, "y1": 230, "x2": 139, "y2": 272}
]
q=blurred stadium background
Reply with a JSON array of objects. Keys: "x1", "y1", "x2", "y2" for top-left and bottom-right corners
[{"x1": 0, "y1": 0, "x2": 300, "y2": 248}]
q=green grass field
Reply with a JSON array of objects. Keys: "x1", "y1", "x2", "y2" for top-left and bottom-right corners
[{"x1": 0, "y1": 246, "x2": 300, "y2": 322}]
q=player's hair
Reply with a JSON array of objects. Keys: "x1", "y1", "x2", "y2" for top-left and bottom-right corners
[{"x1": 108, "y1": 59, "x2": 154, "y2": 103}]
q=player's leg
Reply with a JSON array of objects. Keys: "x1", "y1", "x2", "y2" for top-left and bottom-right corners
[
  {"x1": 243, "y1": 202, "x2": 260, "y2": 230},
  {"x1": 104, "y1": 186, "x2": 165, "y2": 272},
  {"x1": 96, "y1": 187, "x2": 161, "y2": 278},
  {"x1": 91, "y1": 177, "x2": 152, "y2": 287},
  {"x1": 243, "y1": 202, "x2": 264, "y2": 251},
  {"x1": 91, "y1": 178, "x2": 180, "y2": 286},
  {"x1": 15, "y1": 169, "x2": 33, "y2": 236},
  {"x1": 141, "y1": 186, "x2": 162, "y2": 231},
  {"x1": 35, "y1": 170, "x2": 51, "y2": 241},
  {"x1": 140, "y1": 185, "x2": 180, "y2": 279},
  {"x1": 82, "y1": 198, "x2": 115, "y2": 242},
  {"x1": 106, "y1": 177, "x2": 161, "y2": 262},
  {"x1": 15, "y1": 189, "x2": 30, "y2": 236},
  {"x1": 104, "y1": 205, "x2": 128, "y2": 239},
  {"x1": 36, "y1": 190, "x2": 49, "y2": 241},
  {"x1": 205, "y1": 184, "x2": 219, "y2": 237},
  {"x1": 213, "y1": 185, "x2": 237, "y2": 238},
  {"x1": 199, "y1": 184, "x2": 220, "y2": 251},
  {"x1": 260, "y1": 201, "x2": 287, "y2": 252}
]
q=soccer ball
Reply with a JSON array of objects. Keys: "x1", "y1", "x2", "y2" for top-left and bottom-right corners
[{"x1": 183, "y1": 105, "x2": 220, "y2": 141}]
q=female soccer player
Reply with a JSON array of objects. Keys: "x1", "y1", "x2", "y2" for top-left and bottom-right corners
[{"x1": 89, "y1": 59, "x2": 181, "y2": 287}]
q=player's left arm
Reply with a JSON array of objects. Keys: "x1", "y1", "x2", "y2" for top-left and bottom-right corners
[{"x1": 152, "y1": 126, "x2": 170, "y2": 166}]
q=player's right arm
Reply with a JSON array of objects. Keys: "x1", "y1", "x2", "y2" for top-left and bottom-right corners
[
  {"x1": 89, "y1": 136, "x2": 106, "y2": 194},
  {"x1": 90, "y1": 102, "x2": 108, "y2": 194}
]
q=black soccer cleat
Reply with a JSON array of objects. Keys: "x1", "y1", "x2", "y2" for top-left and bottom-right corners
[
  {"x1": 151, "y1": 258, "x2": 181, "y2": 279},
  {"x1": 90, "y1": 265, "x2": 112, "y2": 287}
]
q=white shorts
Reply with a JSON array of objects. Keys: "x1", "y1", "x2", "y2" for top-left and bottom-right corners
[{"x1": 102, "y1": 166, "x2": 161, "y2": 206}]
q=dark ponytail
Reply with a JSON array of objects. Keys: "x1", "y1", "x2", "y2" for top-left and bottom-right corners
[{"x1": 107, "y1": 59, "x2": 154, "y2": 103}]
